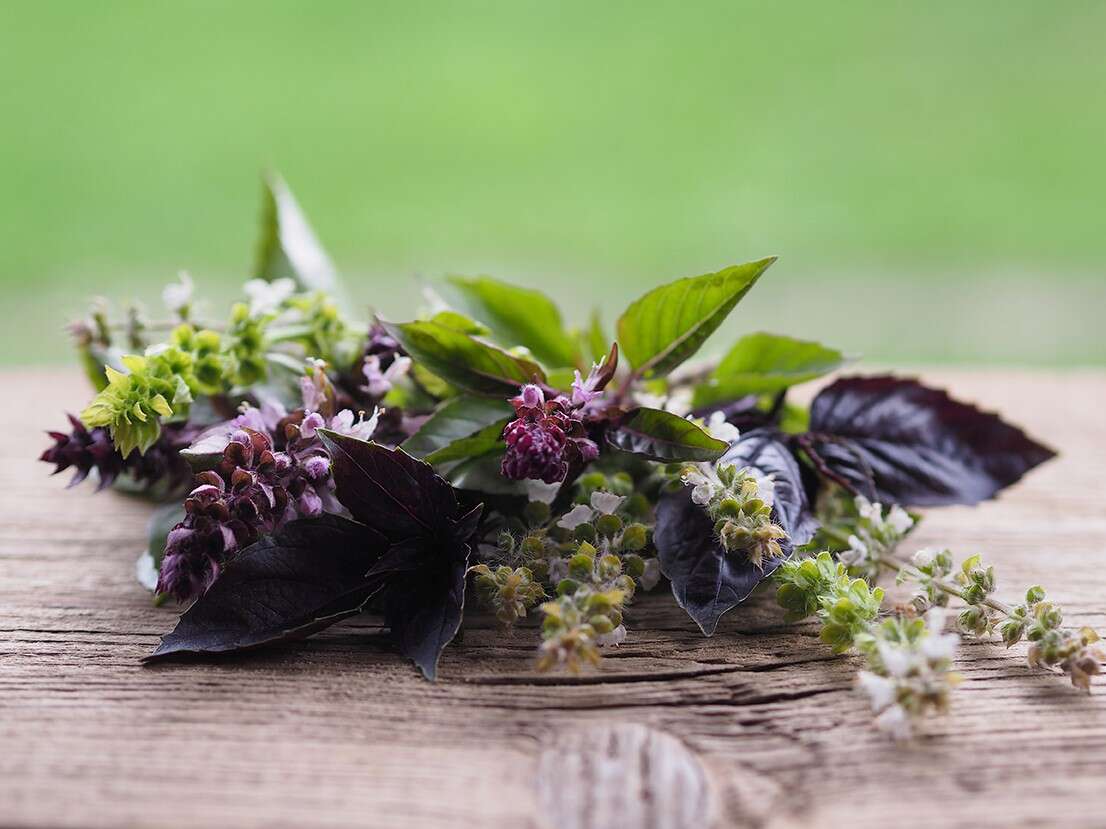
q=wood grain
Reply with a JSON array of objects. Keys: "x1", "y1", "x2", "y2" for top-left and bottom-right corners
[{"x1": 2, "y1": 368, "x2": 1104, "y2": 829}]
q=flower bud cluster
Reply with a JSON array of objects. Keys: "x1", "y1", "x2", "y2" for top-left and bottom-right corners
[
  {"x1": 774, "y1": 551, "x2": 885, "y2": 652},
  {"x1": 896, "y1": 547, "x2": 954, "y2": 613},
  {"x1": 855, "y1": 609, "x2": 961, "y2": 741},
  {"x1": 360, "y1": 323, "x2": 412, "y2": 400},
  {"x1": 470, "y1": 564, "x2": 546, "y2": 627},
  {"x1": 80, "y1": 352, "x2": 194, "y2": 457},
  {"x1": 952, "y1": 554, "x2": 998, "y2": 635},
  {"x1": 41, "y1": 414, "x2": 197, "y2": 495},
  {"x1": 836, "y1": 495, "x2": 914, "y2": 579},
  {"x1": 679, "y1": 462, "x2": 785, "y2": 568},
  {"x1": 157, "y1": 362, "x2": 379, "y2": 602},
  {"x1": 500, "y1": 384, "x2": 599, "y2": 484},
  {"x1": 537, "y1": 573, "x2": 633, "y2": 673}
]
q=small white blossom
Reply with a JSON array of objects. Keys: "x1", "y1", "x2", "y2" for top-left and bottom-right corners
[
  {"x1": 874, "y1": 703, "x2": 913, "y2": 741},
  {"x1": 703, "y1": 411, "x2": 740, "y2": 445},
  {"x1": 681, "y1": 464, "x2": 721, "y2": 506},
  {"x1": 524, "y1": 479, "x2": 560, "y2": 504},
  {"x1": 595, "y1": 625, "x2": 627, "y2": 647},
  {"x1": 887, "y1": 505, "x2": 914, "y2": 534},
  {"x1": 589, "y1": 491, "x2": 624, "y2": 515},
  {"x1": 162, "y1": 272, "x2": 193, "y2": 315},
  {"x1": 857, "y1": 670, "x2": 897, "y2": 711},
  {"x1": 922, "y1": 607, "x2": 959, "y2": 662},
  {"x1": 912, "y1": 548, "x2": 935, "y2": 568},
  {"x1": 639, "y1": 558, "x2": 661, "y2": 591},
  {"x1": 839, "y1": 534, "x2": 870, "y2": 568},
  {"x1": 556, "y1": 504, "x2": 595, "y2": 530},
  {"x1": 753, "y1": 472, "x2": 776, "y2": 507},
  {"x1": 243, "y1": 277, "x2": 296, "y2": 316},
  {"x1": 362, "y1": 354, "x2": 412, "y2": 398},
  {"x1": 877, "y1": 640, "x2": 914, "y2": 678},
  {"x1": 856, "y1": 496, "x2": 883, "y2": 522},
  {"x1": 329, "y1": 407, "x2": 380, "y2": 441}
]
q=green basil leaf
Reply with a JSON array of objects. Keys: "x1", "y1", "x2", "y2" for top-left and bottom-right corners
[
  {"x1": 253, "y1": 172, "x2": 346, "y2": 301},
  {"x1": 692, "y1": 332, "x2": 847, "y2": 407},
  {"x1": 616, "y1": 258, "x2": 775, "y2": 378},
  {"x1": 428, "y1": 310, "x2": 491, "y2": 336},
  {"x1": 447, "y1": 275, "x2": 579, "y2": 368},
  {"x1": 382, "y1": 320, "x2": 545, "y2": 396},
  {"x1": 425, "y1": 420, "x2": 508, "y2": 465},
  {"x1": 606, "y1": 407, "x2": 728, "y2": 462},
  {"x1": 586, "y1": 309, "x2": 608, "y2": 364},
  {"x1": 403, "y1": 395, "x2": 513, "y2": 460}
]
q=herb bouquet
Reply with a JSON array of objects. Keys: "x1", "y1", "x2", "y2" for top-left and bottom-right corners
[{"x1": 41, "y1": 176, "x2": 1100, "y2": 740}]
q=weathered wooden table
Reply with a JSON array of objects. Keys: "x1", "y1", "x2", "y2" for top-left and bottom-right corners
[{"x1": 3, "y1": 369, "x2": 1104, "y2": 829}]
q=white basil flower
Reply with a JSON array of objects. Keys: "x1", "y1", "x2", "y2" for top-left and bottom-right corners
[
  {"x1": 589, "y1": 491, "x2": 624, "y2": 515},
  {"x1": 556, "y1": 504, "x2": 595, "y2": 530}
]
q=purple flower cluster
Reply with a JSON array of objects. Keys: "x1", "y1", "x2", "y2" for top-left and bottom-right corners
[
  {"x1": 501, "y1": 385, "x2": 599, "y2": 484},
  {"x1": 156, "y1": 372, "x2": 379, "y2": 602},
  {"x1": 40, "y1": 414, "x2": 195, "y2": 494},
  {"x1": 360, "y1": 323, "x2": 411, "y2": 400}
]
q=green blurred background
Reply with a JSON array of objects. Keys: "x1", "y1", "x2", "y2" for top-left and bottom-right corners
[{"x1": 3, "y1": 1, "x2": 1104, "y2": 367}]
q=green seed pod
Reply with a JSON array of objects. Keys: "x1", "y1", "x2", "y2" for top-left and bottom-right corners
[
  {"x1": 621, "y1": 523, "x2": 647, "y2": 551},
  {"x1": 598, "y1": 553, "x2": 622, "y2": 579},
  {"x1": 524, "y1": 501, "x2": 551, "y2": 526},
  {"x1": 596, "y1": 514, "x2": 623, "y2": 539},
  {"x1": 623, "y1": 554, "x2": 646, "y2": 579},
  {"x1": 521, "y1": 535, "x2": 546, "y2": 558},
  {"x1": 589, "y1": 614, "x2": 614, "y2": 634},
  {"x1": 624, "y1": 493, "x2": 651, "y2": 519},
  {"x1": 568, "y1": 553, "x2": 594, "y2": 581},
  {"x1": 1025, "y1": 585, "x2": 1046, "y2": 605},
  {"x1": 556, "y1": 578, "x2": 579, "y2": 596},
  {"x1": 586, "y1": 592, "x2": 613, "y2": 613},
  {"x1": 574, "y1": 522, "x2": 598, "y2": 543},
  {"x1": 718, "y1": 497, "x2": 742, "y2": 518},
  {"x1": 608, "y1": 608, "x2": 623, "y2": 627}
]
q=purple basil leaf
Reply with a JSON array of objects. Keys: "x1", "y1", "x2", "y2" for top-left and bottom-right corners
[
  {"x1": 655, "y1": 489, "x2": 790, "y2": 636},
  {"x1": 721, "y1": 429, "x2": 819, "y2": 545},
  {"x1": 805, "y1": 375, "x2": 1056, "y2": 507},
  {"x1": 318, "y1": 431, "x2": 464, "y2": 544},
  {"x1": 145, "y1": 515, "x2": 388, "y2": 660},
  {"x1": 317, "y1": 430, "x2": 484, "y2": 679},
  {"x1": 377, "y1": 557, "x2": 469, "y2": 681}
]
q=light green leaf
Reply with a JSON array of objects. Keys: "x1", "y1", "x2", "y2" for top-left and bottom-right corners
[
  {"x1": 427, "y1": 310, "x2": 491, "y2": 336},
  {"x1": 382, "y1": 320, "x2": 545, "y2": 396},
  {"x1": 447, "y1": 275, "x2": 579, "y2": 368},
  {"x1": 616, "y1": 258, "x2": 775, "y2": 378},
  {"x1": 425, "y1": 420, "x2": 508, "y2": 465},
  {"x1": 586, "y1": 309, "x2": 608, "y2": 364},
  {"x1": 254, "y1": 172, "x2": 346, "y2": 301},
  {"x1": 692, "y1": 332, "x2": 847, "y2": 407},
  {"x1": 403, "y1": 395, "x2": 513, "y2": 461},
  {"x1": 606, "y1": 407, "x2": 728, "y2": 462}
]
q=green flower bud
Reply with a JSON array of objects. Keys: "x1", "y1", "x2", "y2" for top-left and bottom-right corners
[
  {"x1": 598, "y1": 553, "x2": 622, "y2": 580},
  {"x1": 596, "y1": 514, "x2": 623, "y2": 539},
  {"x1": 589, "y1": 614, "x2": 614, "y2": 634},
  {"x1": 556, "y1": 578, "x2": 579, "y2": 596},
  {"x1": 574, "y1": 523, "x2": 598, "y2": 543},
  {"x1": 568, "y1": 553, "x2": 594, "y2": 581},
  {"x1": 524, "y1": 501, "x2": 551, "y2": 526},
  {"x1": 621, "y1": 523, "x2": 648, "y2": 551},
  {"x1": 623, "y1": 554, "x2": 646, "y2": 579}
]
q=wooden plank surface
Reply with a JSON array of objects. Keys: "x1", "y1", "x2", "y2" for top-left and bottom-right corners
[{"x1": 2, "y1": 368, "x2": 1104, "y2": 829}]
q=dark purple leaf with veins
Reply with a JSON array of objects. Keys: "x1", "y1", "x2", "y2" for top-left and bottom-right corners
[{"x1": 802, "y1": 375, "x2": 1056, "y2": 507}]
